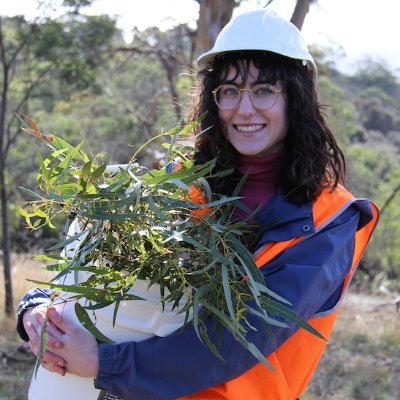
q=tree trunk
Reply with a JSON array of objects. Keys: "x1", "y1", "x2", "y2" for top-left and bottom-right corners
[
  {"x1": 290, "y1": 0, "x2": 314, "y2": 30},
  {"x1": 159, "y1": 54, "x2": 182, "y2": 119},
  {"x1": 0, "y1": 46, "x2": 14, "y2": 317},
  {"x1": 195, "y1": 0, "x2": 237, "y2": 58},
  {"x1": 0, "y1": 151, "x2": 13, "y2": 317}
]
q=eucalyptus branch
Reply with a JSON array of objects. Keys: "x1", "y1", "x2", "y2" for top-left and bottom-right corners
[{"x1": 19, "y1": 115, "x2": 323, "y2": 369}]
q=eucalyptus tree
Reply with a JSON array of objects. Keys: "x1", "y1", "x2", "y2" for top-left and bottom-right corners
[{"x1": 0, "y1": 12, "x2": 116, "y2": 316}]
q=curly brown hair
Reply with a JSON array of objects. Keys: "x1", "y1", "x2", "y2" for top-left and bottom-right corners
[{"x1": 188, "y1": 51, "x2": 346, "y2": 205}]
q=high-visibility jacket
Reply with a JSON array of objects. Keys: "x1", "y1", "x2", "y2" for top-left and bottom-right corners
[
  {"x1": 18, "y1": 183, "x2": 378, "y2": 400},
  {"x1": 179, "y1": 185, "x2": 379, "y2": 400}
]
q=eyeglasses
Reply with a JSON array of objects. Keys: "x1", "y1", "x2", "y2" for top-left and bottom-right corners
[{"x1": 212, "y1": 84, "x2": 283, "y2": 111}]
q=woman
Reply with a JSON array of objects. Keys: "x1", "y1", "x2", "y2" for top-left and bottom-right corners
[{"x1": 17, "y1": 9, "x2": 379, "y2": 400}]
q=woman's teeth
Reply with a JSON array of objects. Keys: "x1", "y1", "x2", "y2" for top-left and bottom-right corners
[{"x1": 235, "y1": 124, "x2": 264, "y2": 132}]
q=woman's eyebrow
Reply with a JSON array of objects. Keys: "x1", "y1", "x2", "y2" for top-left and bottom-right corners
[
  {"x1": 220, "y1": 78, "x2": 240, "y2": 85},
  {"x1": 220, "y1": 80, "x2": 277, "y2": 88},
  {"x1": 254, "y1": 78, "x2": 277, "y2": 84},
  {"x1": 220, "y1": 77, "x2": 263, "y2": 86}
]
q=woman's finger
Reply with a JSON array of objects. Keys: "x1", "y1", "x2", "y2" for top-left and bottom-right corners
[
  {"x1": 24, "y1": 320, "x2": 40, "y2": 345},
  {"x1": 30, "y1": 340, "x2": 67, "y2": 373},
  {"x1": 25, "y1": 315, "x2": 63, "y2": 351},
  {"x1": 47, "y1": 307, "x2": 77, "y2": 334},
  {"x1": 45, "y1": 321, "x2": 64, "y2": 349},
  {"x1": 41, "y1": 360, "x2": 66, "y2": 376}
]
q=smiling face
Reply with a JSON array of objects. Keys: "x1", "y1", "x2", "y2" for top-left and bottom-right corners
[{"x1": 217, "y1": 62, "x2": 288, "y2": 158}]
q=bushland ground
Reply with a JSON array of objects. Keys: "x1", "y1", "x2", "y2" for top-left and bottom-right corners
[{"x1": 1, "y1": 254, "x2": 399, "y2": 400}]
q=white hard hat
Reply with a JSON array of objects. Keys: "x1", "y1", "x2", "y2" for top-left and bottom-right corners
[{"x1": 197, "y1": 9, "x2": 317, "y2": 82}]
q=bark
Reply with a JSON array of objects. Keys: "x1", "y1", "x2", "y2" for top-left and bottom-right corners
[
  {"x1": 158, "y1": 52, "x2": 182, "y2": 118},
  {"x1": 0, "y1": 18, "x2": 14, "y2": 317},
  {"x1": 380, "y1": 182, "x2": 400, "y2": 215},
  {"x1": 116, "y1": 45, "x2": 182, "y2": 121},
  {"x1": 290, "y1": 0, "x2": 315, "y2": 30},
  {"x1": 195, "y1": 0, "x2": 237, "y2": 58},
  {"x1": 0, "y1": 142, "x2": 13, "y2": 318}
]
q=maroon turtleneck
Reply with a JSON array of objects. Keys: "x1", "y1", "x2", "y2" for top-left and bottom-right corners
[{"x1": 235, "y1": 151, "x2": 282, "y2": 221}]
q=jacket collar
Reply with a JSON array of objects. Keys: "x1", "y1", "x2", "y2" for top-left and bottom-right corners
[{"x1": 256, "y1": 188, "x2": 314, "y2": 245}]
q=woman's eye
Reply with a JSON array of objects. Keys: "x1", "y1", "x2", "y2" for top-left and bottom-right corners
[
  {"x1": 222, "y1": 87, "x2": 238, "y2": 97},
  {"x1": 253, "y1": 86, "x2": 273, "y2": 96}
]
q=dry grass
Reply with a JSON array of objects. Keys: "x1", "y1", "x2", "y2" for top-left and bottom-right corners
[
  {"x1": 0, "y1": 321, "x2": 35, "y2": 400},
  {"x1": 0, "y1": 253, "x2": 55, "y2": 400},
  {"x1": 304, "y1": 293, "x2": 400, "y2": 400},
  {"x1": 0, "y1": 252, "x2": 55, "y2": 321}
]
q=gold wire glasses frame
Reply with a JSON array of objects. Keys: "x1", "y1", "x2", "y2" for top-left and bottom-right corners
[{"x1": 212, "y1": 84, "x2": 283, "y2": 110}]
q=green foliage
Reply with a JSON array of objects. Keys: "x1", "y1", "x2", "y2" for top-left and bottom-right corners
[
  {"x1": 365, "y1": 167, "x2": 400, "y2": 279},
  {"x1": 0, "y1": 13, "x2": 121, "y2": 257},
  {"x1": 352, "y1": 58, "x2": 400, "y2": 98},
  {"x1": 29, "y1": 14, "x2": 118, "y2": 95},
  {"x1": 317, "y1": 76, "x2": 356, "y2": 144},
  {"x1": 318, "y1": 58, "x2": 400, "y2": 284},
  {"x1": 357, "y1": 86, "x2": 397, "y2": 108},
  {"x1": 308, "y1": 44, "x2": 346, "y2": 78},
  {"x1": 346, "y1": 145, "x2": 394, "y2": 199},
  {"x1": 19, "y1": 117, "x2": 323, "y2": 368},
  {"x1": 356, "y1": 87, "x2": 397, "y2": 134},
  {"x1": 346, "y1": 145, "x2": 400, "y2": 280}
]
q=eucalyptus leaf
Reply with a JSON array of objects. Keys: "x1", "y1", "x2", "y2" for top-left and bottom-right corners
[
  {"x1": 46, "y1": 230, "x2": 88, "y2": 251},
  {"x1": 74, "y1": 303, "x2": 113, "y2": 343},
  {"x1": 34, "y1": 312, "x2": 49, "y2": 378},
  {"x1": 19, "y1": 187, "x2": 45, "y2": 200}
]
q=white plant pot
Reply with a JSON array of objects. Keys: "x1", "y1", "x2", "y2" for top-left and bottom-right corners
[
  {"x1": 28, "y1": 278, "x2": 190, "y2": 400},
  {"x1": 28, "y1": 220, "x2": 190, "y2": 399}
]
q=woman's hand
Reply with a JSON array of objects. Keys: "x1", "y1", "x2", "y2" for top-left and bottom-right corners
[
  {"x1": 23, "y1": 305, "x2": 67, "y2": 375},
  {"x1": 46, "y1": 307, "x2": 100, "y2": 378}
]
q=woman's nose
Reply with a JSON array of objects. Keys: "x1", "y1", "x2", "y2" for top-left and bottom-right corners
[{"x1": 237, "y1": 90, "x2": 255, "y2": 116}]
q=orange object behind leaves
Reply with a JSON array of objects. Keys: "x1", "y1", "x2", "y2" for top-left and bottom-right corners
[
  {"x1": 188, "y1": 185, "x2": 212, "y2": 220},
  {"x1": 173, "y1": 160, "x2": 212, "y2": 220}
]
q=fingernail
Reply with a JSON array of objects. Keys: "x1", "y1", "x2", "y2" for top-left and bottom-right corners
[
  {"x1": 58, "y1": 360, "x2": 65, "y2": 367},
  {"x1": 54, "y1": 342, "x2": 63, "y2": 349}
]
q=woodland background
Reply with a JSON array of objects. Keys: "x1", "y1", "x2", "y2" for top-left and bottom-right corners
[{"x1": 0, "y1": 0, "x2": 400, "y2": 398}]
